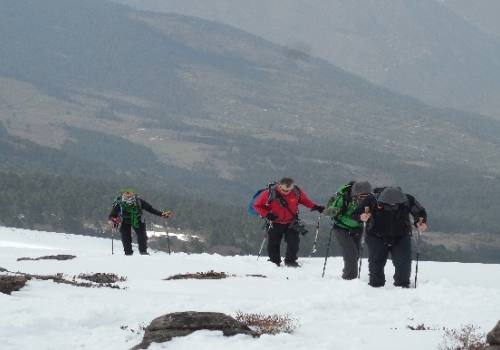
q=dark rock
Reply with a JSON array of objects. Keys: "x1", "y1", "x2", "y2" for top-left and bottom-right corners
[
  {"x1": 131, "y1": 311, "x2": 259, "y2": 349},
  {"x1": 17, "y1": 254, "x2": 76, "y2": 261},
  {"x1": 487, "y1": 321, "x2": 500, "y2": 345},
  {"x1": 165, "y1": 271, "x2": 230, "y2": 280},
  {"x1": 0, "y1": 275, "x2": 30, "y2": 295}
]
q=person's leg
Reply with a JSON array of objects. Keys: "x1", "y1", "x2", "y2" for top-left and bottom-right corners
[
  {"x1": 391, "y1": 235, "x2": 412, "y2": 288},
  {"x1": 120, "y1": 223, "x2": 133, "y2": 255},
  {"x1": 135, "y1": 222, "x2": 148, "y2": 254},
  {"x1": 267, "y1": 224, "x2": 285, "y2": 265},
  {"x1": 334, "y1": 227, "x2": 360, "y2": 279},
  {"x1": 366, "y1": 234, "x2": 389, "y2": 287},
  {"x1": 284, "y1": 227, "x2": 300, "y2": 265}
]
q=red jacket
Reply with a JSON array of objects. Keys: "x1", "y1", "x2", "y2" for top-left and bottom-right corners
[{"x1": 253, "y1": 186, "x2": 316, "y2": 224}]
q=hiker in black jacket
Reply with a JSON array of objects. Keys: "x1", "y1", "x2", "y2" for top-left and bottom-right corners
[
  {"x1": 108, "y1": 190, "x2": 173, "y2": 255},
  {"x1": 352, "y1": 187, "x2": 427, "y2": 288}
]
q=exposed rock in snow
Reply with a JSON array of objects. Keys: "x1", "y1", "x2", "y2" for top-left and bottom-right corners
[
  {"x1": 0, "y1": 275, "x2": 29, "y2": 295},
  {"x1": 131, "y1": 311, "x2": 259, "y2": 349}
]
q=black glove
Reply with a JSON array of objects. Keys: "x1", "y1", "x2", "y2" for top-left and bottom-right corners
[
  {"x1": 311, "y1": 205, "x2": 325, "y2": 213},
  {"x1": 266, "y1": 212, "x2": 278, "y2": 221}
]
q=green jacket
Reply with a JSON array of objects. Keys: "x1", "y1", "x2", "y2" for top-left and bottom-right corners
[{"x1": 324, "y1": 183, "x2": 362, "y2": 231}]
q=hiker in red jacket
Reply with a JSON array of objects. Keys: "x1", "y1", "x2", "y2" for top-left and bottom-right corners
[{"x1": 253, "y1": 177, "x2": 324, "y2": 267}]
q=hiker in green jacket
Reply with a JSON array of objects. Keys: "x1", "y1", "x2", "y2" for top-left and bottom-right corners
[
  {"x1": 324, "y1": 181, "x2": 372, "y2": 279},
  {"x1": 108, "y1": 190, "x2": 173, "y2": 255}
]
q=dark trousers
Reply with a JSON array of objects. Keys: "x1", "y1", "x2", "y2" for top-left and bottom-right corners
[
  {"x1": 120, "y1": 222, "x2": 148, "y2": 254},
  {"x1": 366, "y1": 234, "x2": 412, "y2": 287},
  {"x1": 267, "y1": 223, "x2": 300, "y2": 264},
  {"x1": 334, "y1": 226, "x2": 361, "y2": 280}
]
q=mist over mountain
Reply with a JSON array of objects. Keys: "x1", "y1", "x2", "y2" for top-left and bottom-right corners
[
  {"x1": 1, "y1": 0, "x2": 500, "y2": 255},
  {"x1": 113, "y1": 0, "x2": 500, "y2": 119}
]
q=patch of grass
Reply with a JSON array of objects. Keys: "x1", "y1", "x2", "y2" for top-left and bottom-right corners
[{"x1": 439, "y1": 324, "x2": 488, "y2": 350}]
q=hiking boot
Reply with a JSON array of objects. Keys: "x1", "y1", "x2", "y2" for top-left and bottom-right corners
[
  {"x1": 285, "y1": 261, "x2": 300, "y2": 268},
  {"x1": 342, "y1": 274, "x2": 357, "y2": 280},
  {"x1": 124, "y1": 252, "x2": 133, "y2": 256},
  {"x1": 394, "y1": 282, "x2": 410, "y2": 288},
  {"x1": 267, "y1": 258, "x2": 281, "y2": 267},
  {"x1": 140, "y1": 251, "x2": 150, "y2": 255}
]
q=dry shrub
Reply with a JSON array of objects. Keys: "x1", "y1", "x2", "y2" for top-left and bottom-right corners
[
  {"x1": 235, "y1": 311, "x2": 298, "y2": 335},
  {"x1": 407, "y1": 323, "x2": 439, "y2": 331},
  {"x1": 77, "y1": 273, "x2": 127, "y2": 284},
  {"x1": 245, "y1": 274, "x2": 267, "y2": 278},
  {"x1": 439, "y1": 324, "x2": 488, "y2": 350}
]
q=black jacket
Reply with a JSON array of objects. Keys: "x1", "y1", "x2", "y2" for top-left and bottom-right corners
[
  {"x1": 108, "y1": 196, "x2": 163, "y2": 225},
  {"x1": 352, "y1": 193, "x2": 427, "y2": 241}
]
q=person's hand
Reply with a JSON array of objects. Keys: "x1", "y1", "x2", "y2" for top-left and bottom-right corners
[
  {"x1": 311, "y1": 205, "x2": 325, "y2": 213},
  {"x1": 360, "y1": 213, "x2": 371, "y2": 222},
  {"x1": 161, "y1": 211, "x2": 174, "y2": 218},
  {"x1": 416, "y1": 218, "x2": 427, "y2": 232},
  {"x1": 109, "y1": 217, "x2": 120, "y2": 228},
  {"x1": 323, "y1": 207, "x2": 339, "y2": 217},
  {"x1": 266, "y1": 212, "x2": 278, "y2": 221}
]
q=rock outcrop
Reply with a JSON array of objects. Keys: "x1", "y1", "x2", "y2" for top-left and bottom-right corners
[
  {"x1": 487, "y1": 321, "x2": 500, "y2": 350},
  {"x1": 131, "y1": 311, "x2": 259, "y2": 349},
  {"x1": 0, "y1": 275, "x2": 29, "y2": 295}
]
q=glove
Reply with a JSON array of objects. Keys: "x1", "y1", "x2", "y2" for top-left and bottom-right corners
[
  {"x1": 161, "y1": 211, "x2": 174, "y2": 218},
  {"x1": 109, "y1": 217, "x2": 120, "y2": 228},
  {"x1": 311, "y1": 205, "x2": 325, "y2": 213},
  {"x1": 266, "y1": 212, "x2": 278, "y2": 221}
]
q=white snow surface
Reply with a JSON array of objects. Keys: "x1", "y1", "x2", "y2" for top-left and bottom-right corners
[{"x1": 1, "y1": 226, "x2": 499, "y2": 350}]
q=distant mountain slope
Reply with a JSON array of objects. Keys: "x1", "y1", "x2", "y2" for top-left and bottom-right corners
[
  {"x1": 114, "y1": 0, "x2": 500, "y2": 119},
  {"x1": 1, "y1": 0, "x2": 500, "y2": 235},
  {"x1": 443, "y1": 0, "x2": 500, "y2": 40}
]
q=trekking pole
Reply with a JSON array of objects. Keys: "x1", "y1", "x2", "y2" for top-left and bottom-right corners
[
  {"x1": 321, "y1": 223, "x2": 335, "y2": 278},
  {"x1": 110, "y1": 223, "x2": 117, "y2": 255},
  {"x1": 163, "y1": 219, "x2": 171, "y2": 255},
  {"x1": 257, "y1": 221, "x2": 272, "y2": 260},
  {"x1": 358, "y1": 206, "x2": 370, "y2": 279},
  {"x1": 310, "y1": 214, "x2": 322, "y2": 256},
  {"x1": 414, "y1": 228, "x2": 422, "y2": 288}
]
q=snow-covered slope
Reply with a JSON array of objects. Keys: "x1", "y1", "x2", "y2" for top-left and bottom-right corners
[{"x1": 1, "y1": 226, "x2": 499, "y2": 349}]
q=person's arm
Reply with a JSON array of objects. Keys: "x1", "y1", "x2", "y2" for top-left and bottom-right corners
[
  {"x1": 139, "y1": 198, "x2": 163, "y2": 216},
  {"x1": 351, "y1": 195, "x2": 375, "y2": 222},
  {"x1": 108, "y1": 200, "x2": 120, "y2": 219},
  {"x1": 253, "y1": 190, "x2": 271, "y2": 218},
  {"x1": 108, "y1": 201, "x2": 121, "y2": 226},
  {"x1": 298, "y1": 189, "x2": 322, "y2": 211},
  {"x1": 407, "y1": 194, "x2": 428, "y2": 231}
]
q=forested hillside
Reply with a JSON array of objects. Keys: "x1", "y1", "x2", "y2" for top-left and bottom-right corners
[{"x1": 0, "y1": 0, "x2": 499, "y2": 262}]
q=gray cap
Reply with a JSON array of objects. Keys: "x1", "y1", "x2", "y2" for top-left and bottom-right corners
[
  {"x1": 351, "y1": 181, "x2": 372, "y2": 196},
  {"x1": 378, "y1": 187, "x2": 407, "y2": 205}
]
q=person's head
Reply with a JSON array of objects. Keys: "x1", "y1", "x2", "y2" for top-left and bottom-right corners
[
  {"x1": 278, "y1": 177, "x2": 295, "y2": 194},
  {"x1": 377, "y1": 187, "x2": 406, "y2": 210},
  {"x1": 121, "y1": 189, "x2": 136, "y2": 204},
  {"x1": 351, "y1": 181, "x2": 372, "y2": 202}
]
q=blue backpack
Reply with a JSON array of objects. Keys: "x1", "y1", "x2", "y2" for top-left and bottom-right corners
[{"x1": 247, "y1": 183, "x2": 276, "y2": 217}]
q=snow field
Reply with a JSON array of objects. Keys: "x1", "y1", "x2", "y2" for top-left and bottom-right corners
[{"x1": 1, "y1": 227, "x2": 499, "y2": 350}]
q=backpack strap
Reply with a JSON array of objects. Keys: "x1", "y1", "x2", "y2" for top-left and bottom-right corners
[{"x1": 273, "y1": 188, "x2": 300, "y2": 219}]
